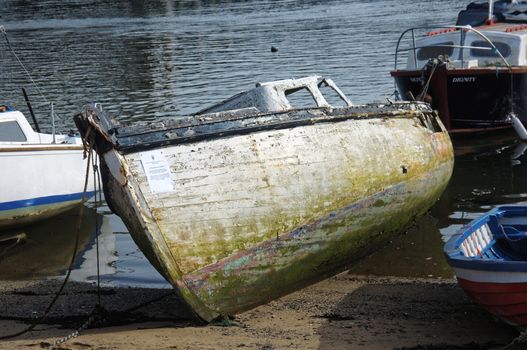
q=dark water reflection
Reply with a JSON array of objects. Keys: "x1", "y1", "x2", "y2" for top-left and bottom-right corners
[
  {"x1": 0, "y1": 205, "x2": 168, "y2": 287},
  {"x1": 2, "y1": 0, "x2": 527, "y2": 285}
]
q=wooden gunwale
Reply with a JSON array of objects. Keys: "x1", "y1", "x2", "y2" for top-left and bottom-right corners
[
  {"x1": 107, "y1": 105, "x2": 433, "y2": 154},
  {"x1": 0, "y1": 145, "x2": 83, "y2": 152}
]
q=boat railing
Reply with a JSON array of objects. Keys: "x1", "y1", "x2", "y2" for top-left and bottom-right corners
[{"x1": 393, "y1": 25, "x2": 512, "y2": 71}]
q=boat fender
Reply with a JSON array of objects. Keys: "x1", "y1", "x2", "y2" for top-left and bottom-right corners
[{"x1": 510, "y1": 114, "x2": 527, "y2": 141}]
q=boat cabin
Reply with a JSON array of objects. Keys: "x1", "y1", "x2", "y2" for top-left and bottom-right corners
[
  {"x1": 0, "y1": 106, "x2": 79, "y2": 145},
  {"x1": 405, "y1": 25, "x2": 527, "y2": 70},
  {"x1": 195, "y1": 76, "x2": 353, "y2": 115},
  {"x1": 391, "y1": 0, "x2": 527, "y2": 134}
]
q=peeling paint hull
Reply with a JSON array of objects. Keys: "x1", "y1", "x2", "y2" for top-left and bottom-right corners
[{"x1": 75, "y1": 102, "x2": 454, "y2": 322}]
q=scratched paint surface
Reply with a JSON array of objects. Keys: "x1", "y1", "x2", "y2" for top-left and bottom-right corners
[
  {"x1": 113, "y1": 110, "x2": 453, "y2": 317},
  {"x1": 126, "y1": 114, "x2": 449, "y2": 272}
]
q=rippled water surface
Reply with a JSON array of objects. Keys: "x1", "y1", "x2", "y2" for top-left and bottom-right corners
[
  {"x1": 1, "y1": 0, "x2": 524, "y2": 286},
  {"x1": 1, "y1": 0, "x2": 461, "y2": 129}
]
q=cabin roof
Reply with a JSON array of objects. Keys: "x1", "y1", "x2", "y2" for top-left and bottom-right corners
[
  {"x1": 194, "y1": 75, "x2": 352, "y2": 115},
  {"x1": 475, "y1": 22, "x2": 527, "y2": 35}
]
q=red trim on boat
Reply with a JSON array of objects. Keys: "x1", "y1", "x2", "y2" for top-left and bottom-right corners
[
  {"x1": 506, "y1": 24, "x2": 527, "y2": 33},
  {"x1": 458, "y1": 278, "x2": 527, "y2": 294},
  {"x1": 427, "y1": 28, "x2": 457, "y2": 36},
  {"x1": 457, "y1": 279, "x2": 527, "y2": 327}
]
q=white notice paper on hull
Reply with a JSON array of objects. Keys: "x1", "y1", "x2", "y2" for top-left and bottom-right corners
[{"x1": 140, "y1": 150, "x2": 174, "y2": 194}]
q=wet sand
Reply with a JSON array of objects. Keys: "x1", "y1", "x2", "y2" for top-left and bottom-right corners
[{"x1": 0, "y1": 273, "x2": 520, "y2": 350}]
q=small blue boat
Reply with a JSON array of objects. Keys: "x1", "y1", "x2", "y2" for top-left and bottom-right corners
[{"x1": 444, "y1": 206, "x2": 527, "y2": 328}]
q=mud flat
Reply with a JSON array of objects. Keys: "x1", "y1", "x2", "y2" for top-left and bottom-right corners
[{"x1": 0, "y1": 273, "x2": 519, "y2": 350}]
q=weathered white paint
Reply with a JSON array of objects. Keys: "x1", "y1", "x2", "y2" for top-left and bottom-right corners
[
  {"x1": 76, "y1": 80, "x2": 453, "y2": 321},
  {"x1": 120, "y1": 112, "x2": 451, "y2": 275},
  {"x1": 196, "y1": 76, "x2": 352, "y2": 114}
]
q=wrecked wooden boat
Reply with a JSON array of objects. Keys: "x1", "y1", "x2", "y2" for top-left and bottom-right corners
[{"x1": 74, "y1": 76, "x2": 454, "y2": 322}]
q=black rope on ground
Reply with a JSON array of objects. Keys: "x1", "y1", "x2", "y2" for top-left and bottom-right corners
[
  {"x1": 121, "y1": 290, "x2": 177, "y2": 315},
  {"x1": 48, "y1": 144, "x2": 106, "y2": 348},
  {"x1": 50, "y1": 137, "x2": 176, "y2": 346},
  {"x1": 0, "y1": 148, "x2": 94, "y2": 340}
]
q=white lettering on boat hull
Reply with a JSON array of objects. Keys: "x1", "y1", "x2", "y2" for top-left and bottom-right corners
[{"x1": 452, "y1": 77, "x2": 476, "y2": 83}]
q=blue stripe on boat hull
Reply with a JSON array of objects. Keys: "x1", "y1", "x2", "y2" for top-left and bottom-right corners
[
  {"x1": 0, "y1": 192, "x2": 97, "y2": 229},
  {"x1": 0, "y1": 192, "x2": 96, "y2": 211}
]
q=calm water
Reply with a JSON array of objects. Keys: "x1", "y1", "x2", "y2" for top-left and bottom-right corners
[{"x1": 1, "y1": 0, "x2": 524, "y2": 286}]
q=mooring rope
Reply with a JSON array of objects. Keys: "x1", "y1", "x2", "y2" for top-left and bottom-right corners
[
  {"x1": 48, "y1": 128, "x2": 176, "y2": 347},
  {"x1": 498, "y1": 225, "x2": 527, "y2": 242},
  {"x1": 0, "y1": 142, "x2": 95, "y2": 340},
  {"x1": 93, "y1": 153, "x2": 102, "y2": 306},
  {"x1": 1, "y1": 119, "x2": 178, "y2": 344},
  {"x1": 49, "y1": 146, "x2": 105, "y2": 348},
  {"x1": 416, "y1": 59, "x2": 438, "y2": 102}
]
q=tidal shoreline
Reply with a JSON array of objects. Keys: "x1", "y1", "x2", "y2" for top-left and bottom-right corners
[{"x1": 0, "y1": 273, "x2": 518, "y2": 350}]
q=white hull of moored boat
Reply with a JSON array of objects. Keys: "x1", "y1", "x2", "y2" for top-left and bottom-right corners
[{"x1": 0, "y1": 142, "x2": 95, "y2": 229}]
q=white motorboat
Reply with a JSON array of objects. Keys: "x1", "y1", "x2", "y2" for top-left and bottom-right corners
[
  {"x1": 0, "y1": 105, "x2": 95, "y2": 229},
  {"x1": 391, "y1": 0, "x2": 527, "y2": 137}
]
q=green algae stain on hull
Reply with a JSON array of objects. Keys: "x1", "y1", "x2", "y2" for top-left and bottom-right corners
[
  {"x1": 183, "y1": 160, "x2": 453, "y2": 314},
  {"x1": 126, "y1": 112, "x2": 452, "y2": 319},
  {"x1": 79, "y1": 102, "x2": 453, "y2": 322}
]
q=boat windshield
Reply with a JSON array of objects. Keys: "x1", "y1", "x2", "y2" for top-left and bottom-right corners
[
  {"x1": 470, "y1": 40, "x2": 511, "y2": 57},
  {"x1": 284, "y1": 87, "x2": 318, "y2": 109},
  {"x1": 416, "y1": 42, "x2": 455, "y2": 61},
  {"x1": 393, "y1": 26, "x2": 512, "y2": 71},
  {"x1": 0, "y1": 120, "x2": 27, "y2": 142}
]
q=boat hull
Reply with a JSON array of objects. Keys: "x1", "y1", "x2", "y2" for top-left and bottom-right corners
[
  {"x1": 444, "y1": 206, "x2": 527, "y2": 329},
  {"x1": 453, "y1": 272, "x2": 527, "y2": 328},
  {"x1": 77, "y1": 104, "x2": 454, "y2": 321},
  {"x1": 391, "y1": 67, "x2": 527, "y2": 134},
  {"x1": 0, "y1": 146, "x2": 95, "y2": 229}
]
